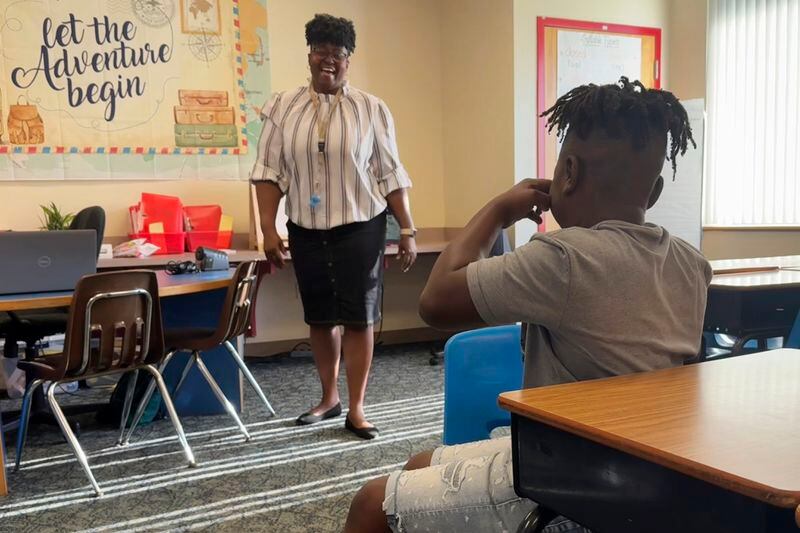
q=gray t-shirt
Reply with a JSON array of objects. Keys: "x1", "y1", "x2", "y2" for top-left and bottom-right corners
[{"x1": 467, "y1": 220, "x2": 712, "y2": 388}]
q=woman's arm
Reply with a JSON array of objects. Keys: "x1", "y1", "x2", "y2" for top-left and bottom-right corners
[
  {"x1": 254, "y1": 181, "x2": 288, "y2": 268},
  {"x1": 386, "y1": 188, "x2": 417, "y2": 272}
]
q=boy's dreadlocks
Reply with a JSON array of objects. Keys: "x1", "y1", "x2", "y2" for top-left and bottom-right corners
[{"x1": 541, "y1": 77, "x2": 695, "y2": 179}]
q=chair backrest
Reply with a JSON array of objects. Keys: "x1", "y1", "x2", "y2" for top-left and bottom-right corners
[
  {"x1": 443, "y1": 324, "x2": 524, "y2": 445},
  {"x1": 207, "y1": 261, "x2": 261, "y2": 345},
  {"x1": 785, "y1": 310, "x2": 800, "y2": 349},
  {"x1": 70, "y1": 206, "x2": 105, "y2": 258},
  {"x1": 58, "y1": 270, "x2": 165, "y2": 379}
]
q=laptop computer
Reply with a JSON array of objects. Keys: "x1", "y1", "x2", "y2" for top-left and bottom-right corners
[{"x1": 0, "y1": 230, "x2": 97, "y2": 295}]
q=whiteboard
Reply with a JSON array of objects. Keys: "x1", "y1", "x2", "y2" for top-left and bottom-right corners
[
  {"x1": 557, "y1": 31, "x2": 643, "y2": 98},
  {"x1": 645, "y1": 98, "x2": 705, "y2": 249}
]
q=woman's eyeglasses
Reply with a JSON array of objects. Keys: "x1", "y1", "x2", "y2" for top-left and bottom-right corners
[{"x1": 311, "y1": 47, "x2": 349, "y2": 62}]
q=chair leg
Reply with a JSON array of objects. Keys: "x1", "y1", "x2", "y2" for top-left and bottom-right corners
[
  {"x1": 193, "y1": 351, "x2": 251, "y2": 441},
  {"x1": 517, "y1": 506, "x2": 558, "y2": 533},
  {"x1": 141, "y1": 365, "x2": 196, "y2": 468},
  {"x1": 124, "y1": 350, "x2": 177, "y2": 445},
  {"x1": 14, "y1": 378, "x2": 44, "y2": 471},
  {"x1": 223, "y1": 340, "x2": 276, "y2": 417},
  {"x1": 116, "y1": 370, "x2": 139, "y2": 446},
  {"x1": 45, "y1": 383, "x2": 103, "y2": 497},
  {"x1": 171, "y1": 352, "x2": 196, "y2": 399}
]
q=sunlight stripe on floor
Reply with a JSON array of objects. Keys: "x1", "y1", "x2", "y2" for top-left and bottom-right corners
[{"x1": 0, "y1": 426, "x2": 442, "y2": 518}]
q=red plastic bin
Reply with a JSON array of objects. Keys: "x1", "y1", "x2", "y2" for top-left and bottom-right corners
[
  {"x1": 129, "y1": 232, "x2": 186, "y2": 255},
  {"x1": 186, "y1": 230, "x2": 232, "y2": 251}
]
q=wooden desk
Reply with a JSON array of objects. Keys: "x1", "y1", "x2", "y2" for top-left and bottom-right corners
[
  {"x1": 500, "y1": 349, "x2": 800, "y2": 532},
  {"x1": 97, "y1": 250, "x2": 263, "y2": 270},
  {"x1": 705, "y1": 267, "x2": 800, "y2": 353},
  {"x1": 0, "y1": 270, "x2": 234, "y2": 312},
  {"x1": 710, "y1": 255, "x2": 800, "y2": 274}
]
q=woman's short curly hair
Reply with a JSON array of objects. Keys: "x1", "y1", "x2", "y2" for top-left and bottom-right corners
[{"x1": 305, "y1": 14, "x2": 356, "y2": 54}]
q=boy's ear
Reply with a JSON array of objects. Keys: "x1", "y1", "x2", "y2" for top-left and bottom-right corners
[
  {"x1": 647, "y1": 175, "x2": 664, "y2": 209},
  {"x1": 562, "y1": 155, "x2": 580, "y2": 195}
]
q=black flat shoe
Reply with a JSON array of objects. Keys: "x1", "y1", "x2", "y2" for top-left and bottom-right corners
[
  {"x1": 296, "y1": 402, "x2": 342, "y2": 425},
  {"x1": 345, "y1": 416, "x2": 379, "y2": 440}
]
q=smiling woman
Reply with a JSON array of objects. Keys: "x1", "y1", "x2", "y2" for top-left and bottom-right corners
[{"x1": 250, "y1": 13, "x2": 418, "y2": 441}]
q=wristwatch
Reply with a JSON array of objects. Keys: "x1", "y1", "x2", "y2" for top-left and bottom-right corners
[{"x1": 399, "y1": 228, "x2": 417, "y2": 238}]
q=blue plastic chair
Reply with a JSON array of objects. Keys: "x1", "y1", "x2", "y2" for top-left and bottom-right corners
[
  {"x1": 785, "y1": 310, "x2": 800, "y2": 349},
  {"x1": 443, "y1": 324, "x2": 524, "y2": 445}
]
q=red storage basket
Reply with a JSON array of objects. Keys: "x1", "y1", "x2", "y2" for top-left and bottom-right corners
[
  {"x1": 186, "y1": 230, "x2": 232, "y2": 251},
  {"x1": 129, "y1": 232, "x2": 186, "y2": 255}
]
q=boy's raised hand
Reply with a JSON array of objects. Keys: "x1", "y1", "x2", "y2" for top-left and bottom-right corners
[{"x1": 494, "y1": 179, "x2": 551, "y2": 228}]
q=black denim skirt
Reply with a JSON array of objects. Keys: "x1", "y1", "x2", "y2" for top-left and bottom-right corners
[{"x1": 288, "y1": 211, "x2": 387, "y2": 327}]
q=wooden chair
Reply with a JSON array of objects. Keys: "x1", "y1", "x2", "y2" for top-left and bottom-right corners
[
  {"x1": 14, "y1": 270, "x2": 196, "y2": 496},
  {"x1": 125, "y1": 260, "x2": 275, "y2": 444}
]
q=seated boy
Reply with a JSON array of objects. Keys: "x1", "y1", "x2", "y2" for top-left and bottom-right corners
[{"x1": 344, "y1": 78, "x2": 712, "y2": 533}]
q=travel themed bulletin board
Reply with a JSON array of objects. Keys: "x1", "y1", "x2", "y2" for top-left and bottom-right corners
[
  {"x1": 0, "y1": 0, "x2": 269, "y2": 180},
  {"x1": 537, "y1": 17, "x2": 661, "y2": 230}
]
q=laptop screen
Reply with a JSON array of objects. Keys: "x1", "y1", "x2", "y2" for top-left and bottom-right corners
[{"x1": 0, "y1": 230, "x2": 97, "y2": 295}]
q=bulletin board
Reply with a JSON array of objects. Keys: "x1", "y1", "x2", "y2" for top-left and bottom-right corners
[
  {"x1": 0, "y1": 0, "x2": 269, "y2": 181},
  {"x1": 537, "y1": 17, "x2": 661, "y2": 229}
]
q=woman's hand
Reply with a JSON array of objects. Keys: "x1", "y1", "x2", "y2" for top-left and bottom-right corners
[
  {"x1": 263, "y1": 228, "x2": 288, "y2": 268},
  {"x1": 397, "y1": 235, "x2": 417, "y2": 273},
  {"x1": 494, "y1": 179, "x2": 551, "y2": 228}
]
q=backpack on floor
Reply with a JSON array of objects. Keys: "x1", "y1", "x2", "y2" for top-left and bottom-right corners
[{"x1": 96, "y1": 370, "x2": 164, "y2": 428}]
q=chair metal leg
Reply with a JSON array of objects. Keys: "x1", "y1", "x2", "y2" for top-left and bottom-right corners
[
  {"x1": 517, "y1": 506, "x2": 558, "y2": 533},
  {"x1": 141, "y1": 365, "x2": 196, "y2": 467},
  {"x1": 14, "y1": 378, "x2": 44, "y2": 471},
  {"x1": 193, "y1": 351, "x2": 251, "y2": 441},
  {"x1": 124, "y1": 350, "x2": 177, "y2": 445},
  {"x1": 46, "y1": 382, "x2": 103, "y2": 497},
  {"x1": 223, "y1": 340, "x2": 276, "y2": 417},
  {"x1": 116, "y1": 369, "x2": 139, "y2": 446},
  {"x1": 171, "y1": 352, "x2": 196, "y2": 398}
]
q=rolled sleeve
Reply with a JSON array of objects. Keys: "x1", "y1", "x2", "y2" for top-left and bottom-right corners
[
  {"x1": 369, "y1": 99, "x2": 412, "y2": 197},
  {"x1": 466, "y1": 237, "x2": 571, "y2": 329},
  {"x1": 250, "y1": 94, "x2": 289, "y2": 193}
]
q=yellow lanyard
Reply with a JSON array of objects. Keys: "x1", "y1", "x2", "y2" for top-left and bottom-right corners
[{"x1": 309, "y1": 83, "x2": 343, "y2": 154}]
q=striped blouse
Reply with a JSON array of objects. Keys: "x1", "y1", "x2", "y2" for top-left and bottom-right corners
[{"x1": 250, "y1": 84, "x2": 412, "y2": 230}]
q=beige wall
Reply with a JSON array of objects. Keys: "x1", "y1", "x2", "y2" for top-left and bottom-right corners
[
  {"x1": 440, "y1": 0, "x2": 515, "y2": 227},
  {"x1": 667, "y1": 0, "x2": 707, "y2": 100}
]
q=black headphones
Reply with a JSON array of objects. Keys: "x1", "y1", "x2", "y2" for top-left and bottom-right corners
[{"x1": 166, "y1": 260, "x2": 199, "y2": 275}]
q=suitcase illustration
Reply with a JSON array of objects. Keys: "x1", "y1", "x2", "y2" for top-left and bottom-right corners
[
  {"x1": 174, "y1": 124, "x2": 238, "y2": 147},
  {"x1": 174, "y1": 106, "x2": 235, "y2": 125},
  {"x1": 178, "y1": 90, "x2": 228, "y2": 107}
]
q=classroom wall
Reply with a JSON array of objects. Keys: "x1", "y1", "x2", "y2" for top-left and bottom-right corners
[
  {"x1": 667, "y1": 0, "x2": 707, "y2": 100},
  {"x1": 440, "y1": 0, "x2": 515, "y2": 228},
  {"x1": 0, "y1": 0, "x2": 447, "y2": 235}
]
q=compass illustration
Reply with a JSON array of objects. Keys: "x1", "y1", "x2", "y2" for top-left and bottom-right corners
[
  {"x1": 131, "y1": 0, "x2": 175, "y2": 28},
  {"x1": 188, "y1": 30, "x2": 223, "y2": 64}
]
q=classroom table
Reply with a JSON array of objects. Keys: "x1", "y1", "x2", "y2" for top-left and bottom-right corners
[
  {"x1": 705, "y1": 259, "x2": 800, "y2": 356},
  {"x1": 0, "y1": 270, "x2": 243, "y2": 416},
  {"x1": 500, "y1": 349, "x2": 800, "y2": 533}
]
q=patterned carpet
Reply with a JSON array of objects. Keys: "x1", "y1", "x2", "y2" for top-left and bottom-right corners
[{"x1": 0, "y1": 343, "x2": 444, "y2": 532}]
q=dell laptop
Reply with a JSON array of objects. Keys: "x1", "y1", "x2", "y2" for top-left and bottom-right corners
[{"x1": 0, "y1": 230, "x2": 97, "y2": 295}]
